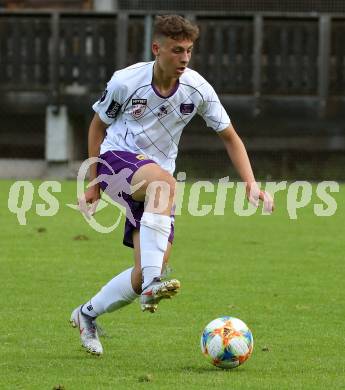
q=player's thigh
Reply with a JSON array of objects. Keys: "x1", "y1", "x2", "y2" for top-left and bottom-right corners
[{"x1": 131, "y1": 163, "x2": 176, "y2": 203}]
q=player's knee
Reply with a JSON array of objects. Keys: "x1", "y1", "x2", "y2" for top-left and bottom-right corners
[
  {"x1": 146, "y1": 172, "x2": 176, "y2": 211},
  {"x1": 158, "y1": 174, "x2": 176, "y2": 209},
  {"x1": 162, "y1": 174, "x2": 176, "y2": 201}
]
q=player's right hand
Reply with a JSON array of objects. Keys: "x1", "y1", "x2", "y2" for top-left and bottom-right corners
[
  {"x1": 246, "y1": 182, "x2": 274, "y2": 214},
  {"x1": 78, "y1": 184, "x2": 101, "y2": 219}
]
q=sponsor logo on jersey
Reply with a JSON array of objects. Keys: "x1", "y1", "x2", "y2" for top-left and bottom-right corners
[
  {"x1": 180, "y1": 103, "x2": 195, "y2": 115},
  {"x1": 132, "y1": 98, "x2": 147, "y2": 118},
  {"x1": 99, "y1": 89, "x2": 108, "y2": 102},
  {"x1": 157, "y1": 105, "x2": 168, "y2": 118},
  {"x1": 105, "y1": 100, "x2": 121, "y2": 118}
]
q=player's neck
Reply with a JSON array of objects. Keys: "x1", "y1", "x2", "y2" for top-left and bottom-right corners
[{"x1": 152, "y1": 63, "x2": 179, "y2": 97}]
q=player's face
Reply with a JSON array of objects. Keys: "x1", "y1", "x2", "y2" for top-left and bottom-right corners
[{"x1": 153, "y1": 37, "x2": 194, "y2": 78}]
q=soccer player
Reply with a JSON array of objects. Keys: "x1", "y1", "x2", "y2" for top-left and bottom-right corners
[{"x1": 70, "y1": 15, "x2": 274, "y2": 355}]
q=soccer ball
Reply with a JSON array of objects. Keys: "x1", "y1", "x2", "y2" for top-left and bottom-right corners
[{"x1": 200, "y1": 316, "x2": 254, "y2": 369}]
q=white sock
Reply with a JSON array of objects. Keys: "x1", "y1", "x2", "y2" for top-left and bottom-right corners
[
  {"x1": 82, "y1": 267, "x2": 139, "y2": 317},
  {"x1": 140, "y1": 212, "x2": 171, "y2": 289},
  {"x1": 142, "y1": 266, "x2": 161, "y2": 288}
]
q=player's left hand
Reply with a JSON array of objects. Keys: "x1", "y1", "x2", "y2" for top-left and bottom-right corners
[
  {"x1": 78, "y1": 184, "x2": 101, "y2": 219},
  {"x1": 78, "y1": 195, "x2": 99, "y2": 219}
]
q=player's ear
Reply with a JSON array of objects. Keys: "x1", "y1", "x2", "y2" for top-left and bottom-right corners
[{"x1": 152, "y1": 41, "x2": 160, "y2": 57}]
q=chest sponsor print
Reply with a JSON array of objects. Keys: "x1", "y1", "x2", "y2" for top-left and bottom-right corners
[{"x1": 132, "y1": 98, "x2": 147, "y2": 119}]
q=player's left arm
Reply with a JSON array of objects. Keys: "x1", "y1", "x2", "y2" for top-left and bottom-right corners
[{"x1": 218, "y1": 125, "x2": 274, "y2": 213}]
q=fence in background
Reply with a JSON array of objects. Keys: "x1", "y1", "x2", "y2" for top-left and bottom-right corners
[
  {"x1": 1, "y1": 10, "x2": 345, "y2": 109},
  {"x1": 0, "y1": 10, "x2": 345, "y2": 178}
]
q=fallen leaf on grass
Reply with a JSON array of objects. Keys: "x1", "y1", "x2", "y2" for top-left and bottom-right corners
[
  {"x1": 73, "y1": 235, "x2": 89, "y2": 241},
  {"x1": 138, "y1": 374, "x2": 153, "y2": 382}
]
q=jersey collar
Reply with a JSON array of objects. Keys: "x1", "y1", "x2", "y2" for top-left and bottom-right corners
[{"x1": 151, "y1": 61, "x2": 180, "y2": 99}]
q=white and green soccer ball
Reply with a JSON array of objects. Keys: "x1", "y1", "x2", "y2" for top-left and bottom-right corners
[{"x1": 200, "y1": 316, "x2": 254, "y2": 369}]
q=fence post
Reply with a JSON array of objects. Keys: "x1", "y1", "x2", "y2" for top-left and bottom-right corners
[
  {"x1": 318, "y1": 14, "x2": 331, "y2": 117},
  {"x1": 117, "y1": 11, "x2": 128, "y2": 69},
  {"x1": 45, "y1": 106, "x2": 72, "y2": 163},
  {"x1": 143, "y1": 14, "x2": 153, "y2": 62},
  {"x1": 253, "y1": 14, "x2": 263, "y2": 116},
  {"x1": 47, "y1": 11, "x2": 73, "y2": 166},
  {"x1": 50, "y1": 11, "x2": 60, "y2": 112}
]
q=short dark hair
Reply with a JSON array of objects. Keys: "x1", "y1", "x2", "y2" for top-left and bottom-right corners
[{"x1": 153, "y1": 15, "x2": 199, "y2": 42}]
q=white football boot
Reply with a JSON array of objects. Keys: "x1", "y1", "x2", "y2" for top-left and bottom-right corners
[
  {"x1": 70, "y1": 305, "x2": 103, "y2": 355},
  {"x1": 140, "y1": 278, "x2": 181, "y2": 313}
]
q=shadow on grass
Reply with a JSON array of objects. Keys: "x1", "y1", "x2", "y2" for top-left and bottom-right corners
[
  {"x1": 181, "y1": 365, "x2": 247, "y2": 374},
  {"x1": 50, "y1": 352, "x2": 104, "y2": 360}
]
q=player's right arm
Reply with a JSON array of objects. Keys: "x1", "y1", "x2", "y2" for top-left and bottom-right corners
[
  {"x1": 79, "y1": 73, "x2": 124, "y2": 214},
  {"x1": 84, "y1": 113, "x2": 108, "y2": 204}
]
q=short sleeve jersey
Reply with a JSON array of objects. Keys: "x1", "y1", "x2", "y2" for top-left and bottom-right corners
[{"x1": 93, "y1": 61, "x2": 231, "y2": 174}]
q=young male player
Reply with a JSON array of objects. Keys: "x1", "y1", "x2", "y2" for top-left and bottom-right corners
[{"x1": 70, "y1": 15, "x2": 274, "y2": 355}]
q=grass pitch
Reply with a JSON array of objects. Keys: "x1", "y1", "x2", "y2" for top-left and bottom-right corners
[{"x1": 1, "y1": 179, "x2": 344, "y2": 389}]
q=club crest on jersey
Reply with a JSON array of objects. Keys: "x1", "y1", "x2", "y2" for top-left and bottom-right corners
[
  {"x1": 132, "y1": 98, "x2": 147, "y2": 119},
  {"x1": 180, "y1": 103, "x2": 195, "y2": 115}
]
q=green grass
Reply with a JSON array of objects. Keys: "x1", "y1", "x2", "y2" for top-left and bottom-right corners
[{"x1": 1, "y1": 179, "x2": 344, "y2": 389}]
